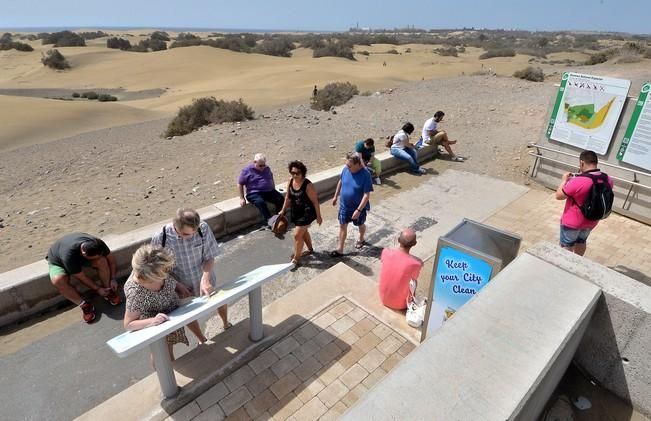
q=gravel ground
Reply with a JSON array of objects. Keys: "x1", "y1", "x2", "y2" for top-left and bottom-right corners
[{"x1": 0, "y1": 74, "x2": 556, "y2": 271}]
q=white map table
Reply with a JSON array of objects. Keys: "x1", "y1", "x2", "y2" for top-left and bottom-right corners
[{"x1": 107, "y1": 263, "x2": 292, "y2": 398}]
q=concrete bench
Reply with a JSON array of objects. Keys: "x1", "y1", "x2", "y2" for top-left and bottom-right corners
[
  {"x1": 343, "y1": 252, "x2": 602, "y2": 420},
  {"x1": 107, "y1": 262, "x2": 292, "y2": 399}
]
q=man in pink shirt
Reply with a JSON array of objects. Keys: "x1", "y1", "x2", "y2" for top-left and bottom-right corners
[
  {"x1": 378, "y1": 228, "x2": 423, "y2": 310},
  {"x1": 555, "y1": 150, "x2": 613, "y2": 256}
]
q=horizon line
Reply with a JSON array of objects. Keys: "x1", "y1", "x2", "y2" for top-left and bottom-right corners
[{"x1": 1, "y1": 25, "x2": 649, "y2": 36}]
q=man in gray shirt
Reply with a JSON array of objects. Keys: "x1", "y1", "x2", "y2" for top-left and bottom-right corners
[{"x1": 152, "y1": 208, "x2": 230, "y2": 334}]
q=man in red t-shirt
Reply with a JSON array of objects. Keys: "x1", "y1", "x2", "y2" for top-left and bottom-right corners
[
  {"x1": 378, "y1": 228, "x2": 423, "y2": 310},
  {"x1": 555, "y1": 150, "x2": 613, "y2": 256}
]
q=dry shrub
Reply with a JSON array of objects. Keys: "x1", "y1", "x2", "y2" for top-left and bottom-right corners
[
  {"x1": 479, "y1": 48, "x2": 516, "y2": 59},
  {"x1": 164, "y1": 97, "x2": 254, "y2": 137},
  {"x1": 433, "y1": 47, "x2": 458, "y2": 57},
  {"x1": 41, "y1": 49, "x2": 70, "y2": 69},
  {"x1": 311, "y1": 82, "x2": 359, "y2": 111},
  {"x1": 513, "y1": 66, "x2": 544, "y2": 82}
]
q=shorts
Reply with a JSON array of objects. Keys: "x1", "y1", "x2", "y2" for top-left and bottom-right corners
[
  {"x1": 559, "y1": 225, "x2": 592, "y2": 247},
  {"x1": 338, "y1": 206, "x2": 367, "y2": 226},
  {"x1": 424, "y1": 132, "x2": 446, "y2": 145},
  {"x1": 48, "y1": 263, "x2": 68, "y2": 279},
  {"x1": 48, "y1": 260, "x2": 91, "y2": 279}
]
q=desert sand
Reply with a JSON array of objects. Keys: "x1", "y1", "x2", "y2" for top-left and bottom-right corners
[
  {"x1": 1, "y1": 31, "x2": 649, "y2": 272},
  {"x1": 0, "y1": 32, "x2": 590, "y2": 151}
]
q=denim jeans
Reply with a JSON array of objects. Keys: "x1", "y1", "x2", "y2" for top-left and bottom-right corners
[
  {"x1": 246, "y1": 190, "x2": 285, "y2": 222},
  {"x1": 390, "y1": 147, "x2": 420, "y2": 172}
]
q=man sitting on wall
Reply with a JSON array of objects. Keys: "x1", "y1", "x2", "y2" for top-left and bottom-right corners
[
  {"x1": 47, "y1": 233, "x2": 121, "y2": 323},
  {"x1": 238, "y1": 153, "x2": 285, "y2": 228}
]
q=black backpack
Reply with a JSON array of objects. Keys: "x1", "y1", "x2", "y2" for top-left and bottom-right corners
[{"x1": 571, "y1": 171, "x2": 614, "y2": 221}]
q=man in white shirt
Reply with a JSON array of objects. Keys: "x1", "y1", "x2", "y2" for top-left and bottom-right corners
[{"x1": 421, "y1": 111, "x2": 464, "y2": 162}]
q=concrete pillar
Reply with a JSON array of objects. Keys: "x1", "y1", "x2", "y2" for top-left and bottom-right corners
[
  {"x1": 149, "y1": 338, "x2": 179, "y2": 399},
  {"x1": 248, "y1": 287, "x2": 263, "y2": 342}
]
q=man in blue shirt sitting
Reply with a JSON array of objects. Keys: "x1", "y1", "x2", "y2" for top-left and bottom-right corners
[{"x1": 330, "y1": 152, "x2": 374, "y2": 257}]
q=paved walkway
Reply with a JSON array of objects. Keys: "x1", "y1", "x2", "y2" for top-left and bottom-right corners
[
  {"x1": 167, "y1": 298, "x2": 414, "y2": 421},
  {"x1": 485, "y1": 189, "x2": 651, "y2": 288}
]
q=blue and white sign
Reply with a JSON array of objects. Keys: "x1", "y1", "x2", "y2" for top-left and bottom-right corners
[{"x1": 433, "y1": 246, "x2": 494, "y2": 318}]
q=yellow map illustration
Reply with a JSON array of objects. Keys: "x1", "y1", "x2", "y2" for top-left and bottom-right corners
[{"x1": 564, "y1": 97, "x2": 615, "y2": 129}]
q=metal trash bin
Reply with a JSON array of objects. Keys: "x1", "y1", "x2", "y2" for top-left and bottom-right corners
[{"x1": 421, "y1": 218, "x2": 521, "y2": 341}]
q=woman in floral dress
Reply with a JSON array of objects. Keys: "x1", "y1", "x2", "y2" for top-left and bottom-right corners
[{"x1": 123, "y1": 244, "x2": 199, "y2": 360}]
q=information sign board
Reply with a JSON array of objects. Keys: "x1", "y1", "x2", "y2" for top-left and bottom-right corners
[
  {"x1": 546, "y1": 72, "x2": 631, "y2": 155},
  {"x1": 617, "y1": 83, "x2": 651, "y2": 171}
]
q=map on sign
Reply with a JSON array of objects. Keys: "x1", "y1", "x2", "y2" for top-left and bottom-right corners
[
  {"x1": 547, "y1": 72, "x2": 631, "y2": 155},
  {"x1": 617, "y1": 83, "x2": 651, "y2": 171}
]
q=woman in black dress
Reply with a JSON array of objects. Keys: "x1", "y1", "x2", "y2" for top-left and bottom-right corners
[{"x1": 279, "y1": 161, "x2": 322, "y2": 268}]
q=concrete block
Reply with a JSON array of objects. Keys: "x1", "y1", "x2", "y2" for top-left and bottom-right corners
[
  {"x1": 343, "y1": 252, "x2": 601, "y2": 421},
  {"x1": 527, "y1": 242, "x2": 651, "y2": 417}
]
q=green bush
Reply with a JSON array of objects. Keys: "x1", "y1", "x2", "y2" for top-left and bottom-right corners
[
  {"x1": 253, "y1": 37, "x2": 294, "y2": 57},
  {"x1": 433, "y1": 47, "x2": 458, "y2": 57},
  {"x1": 479, "y1": 48, "x2": 516, "y2": 59},
  {"x1": 98, "y1": 94, "x2": 118, "y2": 102},
  {"x1": 357, "y1": 50, "x2": 370, "y2": 56},
  {"x1": 150, "y1": 31, "x2": 170, "y2": 42},
  {"x1": 42, "y1": 31, "x2": 86, "y2": 47},
  {"x1": 313, "y1": 41, "x2": 355, "y2": 60},
  {"x1": 311, "y1": 82, "x2": 359, "y2": 111},
  {"x1": 72, "y1": 92, "x2": 80, "y2": 98},
  {"x1": 585, "y1": 51, "x2": 611, "y2": 65},
  {"x1": 385, "y1": 49, "x2": 399, "y2": 54},
  {"x1": 106, "y1": 37, "x2": 132, "y2": 50},
  {"x1": 300, "y1": 35, "x2": 326, "y2": 50},
  {"x1": 148, "y1": 38, "x2": 167, "y2": 51},
  {"x1": 176, "y1": 33, "x2": 200, "y2": 41},
  {"x1": 0, "y1": 40, "x2": 33, "y2": 51},
  {"x1": 78, "y1": 31, "x2": 108, "y2": 40},
  {"x1": 0, "y1": 32, "x2": 11, "y2": 43},
  {"x1": 82, "y1": 91, "x2": 98, "y2": 99},
  {"x1": 513, "y1": 66, "x2": 544, "y2": 82},
  {"x1": 164, "y1": 97, "x2": 254, "y2": 137},
  {"x1": 41, "y1": 49, "x2": 70, "y2": 69},
  {"x1": 169, "y1": 38, "x2": 202, "y2": 48}
]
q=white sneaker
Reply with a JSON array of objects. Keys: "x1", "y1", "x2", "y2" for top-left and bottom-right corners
[
  {"x1": 451, "y1": 156, "x2": 465, "y2": 162},
  {"x1": 374, "y1": 177, "x2": 382, "y2": 185},
  {"x1": 418, "y1": 167, "x2": 427, "y2": 174}
]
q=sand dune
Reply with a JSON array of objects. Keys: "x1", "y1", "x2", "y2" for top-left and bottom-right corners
[
  {"x1": 0, "y1": 95, "x2": 164, "y2": 151},
  {"x1": 0, "y1": 37, "x2": 607, "y2": 152}
]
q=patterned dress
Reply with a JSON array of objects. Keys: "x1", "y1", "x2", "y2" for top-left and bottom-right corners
[{"x1": 124, "y1": 274, "x2": 189, "y2": 346}]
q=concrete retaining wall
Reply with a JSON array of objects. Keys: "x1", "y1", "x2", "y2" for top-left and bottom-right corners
[
  {"x1": 527, "y1": 242, "x2": 651, "y2": 418},
  {"x1": 343, "y1": 250, "x2": 602, "y2": 420},
  {"x1": 0, "y1": 147, "x2": 437, "y2": 328},
  {"x1": 344, "y1": 242, "x2": 651, "y2": 419}
]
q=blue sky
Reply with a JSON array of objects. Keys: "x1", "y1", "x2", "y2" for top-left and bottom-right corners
[{"x1": 0, "y1": 0, "x2": 647, "y2": 34}]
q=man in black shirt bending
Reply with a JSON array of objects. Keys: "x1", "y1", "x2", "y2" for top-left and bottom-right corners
[{"x1": 47, "y1": 233, "x2": 120, "y2": 323}]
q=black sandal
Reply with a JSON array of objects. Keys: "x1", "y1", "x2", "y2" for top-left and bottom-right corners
[{"x1": 329, "y1": 250, "x2": 344, "y2": 258}]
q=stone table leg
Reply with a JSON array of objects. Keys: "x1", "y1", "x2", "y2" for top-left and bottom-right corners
[
  {"x1": 249, "y1": 287, "x2": 263, "y2": 342},
  {"x1": 149, "y1": 337, "x2": 179, "y2": 399}
]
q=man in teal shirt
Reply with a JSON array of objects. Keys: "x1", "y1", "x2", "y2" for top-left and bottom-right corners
[{"x1": 354, "y1": 138, "x2": 382, "y2": 185}]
